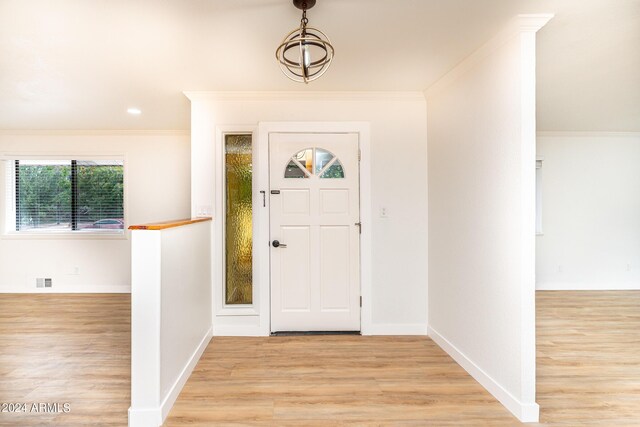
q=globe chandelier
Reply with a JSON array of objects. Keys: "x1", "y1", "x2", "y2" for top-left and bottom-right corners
[{"x1": 275, "y1": 0, "x2": 334, "y2": 84}]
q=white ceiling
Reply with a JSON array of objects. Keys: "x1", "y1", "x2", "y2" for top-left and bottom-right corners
[
  {"x1": 0, "y1": 0, "x2": 638, "y2": 131},
  {"x1": 536, "y1": 0, "x2": 640, "y2": 131}
]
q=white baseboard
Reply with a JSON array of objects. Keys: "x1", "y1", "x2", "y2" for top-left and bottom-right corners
[
  {"x1": 213, "y1": 324, "x2": 267, "y2": 336},
  {"x1": 536, "y1": 282, "x2": 640, "y2": 291},
  {"x1": 160, "y1": 326, "x2": 212, "y2": 420},
  {"x1": 365, "y1": 323, "x2": 428, "y2": 336},
  {"x1": 0, "y1": 285, "x2": 131, "y2": 293},
  {"x1": 128, "y1": 326, "x2": 212, "y2": 427},
  {"x1": 427, "y1": 326, "x2": 539, "y2": 423}
]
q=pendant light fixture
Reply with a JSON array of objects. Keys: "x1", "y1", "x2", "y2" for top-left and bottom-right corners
[{"x1": 275, "y1": 0, "x2": 334, "y2": 84}]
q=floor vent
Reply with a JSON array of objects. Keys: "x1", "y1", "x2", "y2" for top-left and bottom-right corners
[
  {"x1": 271, "y1": 331, "x2": 360, "y2": 336},
  {"x1": 36, "y1": 278, "x2": 53, "y2": 288}
]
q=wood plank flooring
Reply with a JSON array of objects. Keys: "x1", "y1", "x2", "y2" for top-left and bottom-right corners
[
  {"x1": 536, "y1": 290, "x2": 640, "y2": 426},
  {"x1": 165, "y1": 335, "x2": 520, "y2": 426},
  {"x1": 0, "y1": 292, "x2": 638, "y2": 426},
  {"x1": 0, "y1": 294, "x2": 130, "y2": 427}
]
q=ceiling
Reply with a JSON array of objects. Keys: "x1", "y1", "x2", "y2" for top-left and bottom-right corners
[
  {"x1": 0, "y1": 0, "x2": 638, "y2": 131},
  {"x1": 536, "y1": 0, "x2": 639, "y2": 132}
]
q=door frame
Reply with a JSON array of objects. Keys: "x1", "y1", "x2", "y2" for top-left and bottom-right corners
[{"x1": 256, "y1": 122, "x2": 372, "y2": 336}]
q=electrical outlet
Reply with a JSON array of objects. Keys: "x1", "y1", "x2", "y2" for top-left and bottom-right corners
[
  {"x1": 196, "y1": 205, "x2": 212, "y2": 217},
  {"x1": 380, "y1": 207, "x2": 389, "y2": 218}
]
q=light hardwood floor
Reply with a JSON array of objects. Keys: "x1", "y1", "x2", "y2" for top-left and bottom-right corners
[
  {"x1": 165, "y1": 335, "x2": 520, "y2": 426},
  {"x1": 536, "y1": 290, "x2": 640, "y2": 426},
  {"x1": 1, "y1": 292, "x2": 638, "y2": 426},
  {"x1": 0, "y1": 294, "x2": 130, "y2": 427}
]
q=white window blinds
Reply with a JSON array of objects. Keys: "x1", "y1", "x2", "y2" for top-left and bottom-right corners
[{"x1": 12, "y1": 159, "x2": 124, "y2": 233}]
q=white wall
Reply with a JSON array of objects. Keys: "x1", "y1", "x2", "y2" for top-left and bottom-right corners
[
  {"x1": 536, "y1": 133, "x2": 640, "y2": 290},
  {"x1": 160, "y1": 225, "x2": 212, "y2": 399},
  {"x1": 188, "y1": 93, "x2": 428, "y2": 334},
  {"x1": 0, "y1": 132, "x2": 191, "y2": 293},
  {"x1": 426, "y1": 15, "x2": 551, "y2": 423},
  {"x1": 129, "y1": 221, "x2": 212, "y2": 427}
]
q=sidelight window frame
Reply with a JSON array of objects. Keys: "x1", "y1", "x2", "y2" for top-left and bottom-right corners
[
  {"x1": 222, "y1": 133, "x2": 254, "y2": 307},
  {"x1": 215, "y1": 128, "x2": 259, "y2": 317}
]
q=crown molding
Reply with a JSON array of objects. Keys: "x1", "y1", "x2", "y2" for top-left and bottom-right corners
[
  {"x1": 183, "y1": 91, "x2": 426, "y2": 103},
  {"x1": 514, "y1": 14, "x2": 555, "y2": 32},
  {"x1": 0, "y1": 129, "x2": 189, "y2": 136},
  {"x1": 424, "y1": 14, "x2": 554, "y2": 99}
]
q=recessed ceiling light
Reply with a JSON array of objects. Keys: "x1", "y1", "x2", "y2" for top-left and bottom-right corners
[{"x1": 127, "y1": 108, "x2": 142, "y2": 115}]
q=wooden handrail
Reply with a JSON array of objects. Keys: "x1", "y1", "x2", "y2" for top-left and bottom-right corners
[{"x1": 128, "y1": 217, "x2": 212, "y2": 231}]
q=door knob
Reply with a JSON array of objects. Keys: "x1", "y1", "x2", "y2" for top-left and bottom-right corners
[{"x1": 272, "y1": 240, "x2": 287, "y2": 248}]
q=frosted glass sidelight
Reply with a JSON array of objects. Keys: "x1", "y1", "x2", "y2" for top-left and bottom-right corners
[{"x1": 225, "y1": 134, "x2": 253, "y2": 305}]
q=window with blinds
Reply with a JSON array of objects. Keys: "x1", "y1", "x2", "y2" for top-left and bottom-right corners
[{"x1": 12, "y1": 159, "x2": 124, "y2": 233}]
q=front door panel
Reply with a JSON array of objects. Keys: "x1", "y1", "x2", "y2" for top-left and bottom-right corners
[{"x1": 269, "y1": 133, "x2": 360, "y2": 332}]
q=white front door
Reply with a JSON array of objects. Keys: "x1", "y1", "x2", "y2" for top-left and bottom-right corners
[{"x1": 269, "y1": 133, "x2": 360, "y2": 332}]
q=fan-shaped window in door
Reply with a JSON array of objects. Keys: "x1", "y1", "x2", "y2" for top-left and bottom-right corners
[
  {"x1": 285, "y1": 159, "x2": 308, "y2": 178},
  {"x1": 284, "y1": 148, "x2": 345, "y2": 179}
]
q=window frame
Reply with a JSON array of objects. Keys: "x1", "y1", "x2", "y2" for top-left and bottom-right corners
[
  {"x1": 215, "y1": 127, "x2": 259, "y2": 317},
  {"x1": 1, "y1": 154, "x2": 127, "y2": 240}
]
